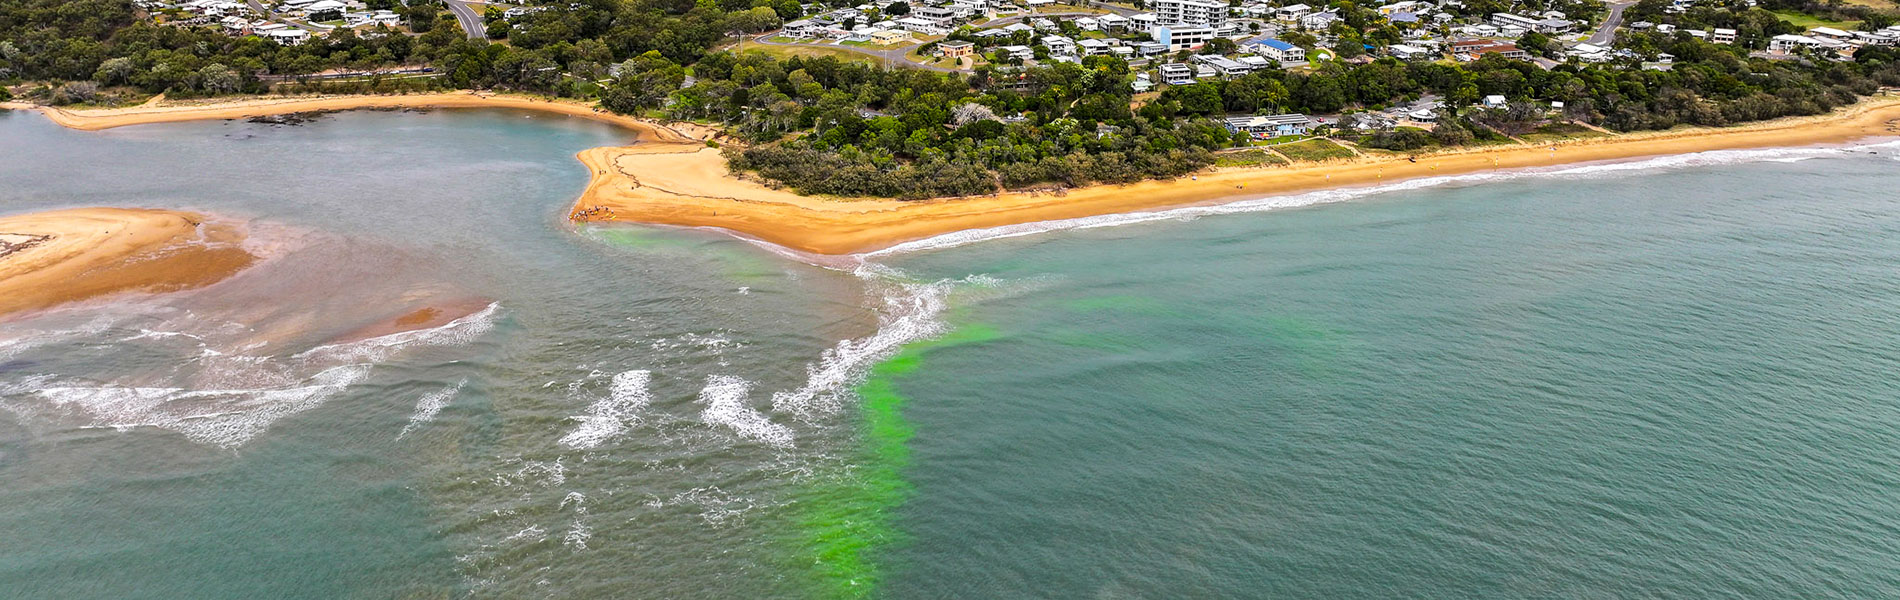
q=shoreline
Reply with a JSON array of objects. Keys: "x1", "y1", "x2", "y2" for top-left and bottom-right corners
[
  {"x1": 12, "y1": 92, "x2": 1900, "y2": 255},
  {"x1": 0, "y1": 207, "x2": 256, "y2": 318}
]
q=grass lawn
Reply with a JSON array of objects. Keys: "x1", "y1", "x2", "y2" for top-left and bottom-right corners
[
  {"x1": 1517, "y1": 122, "x2": 1611, "y2": 144},
  {"x1": 1214, "y1": 149, "x2": 1290, "y2": 167},
  {"x1": 1770, "y1": 10, "x2": 1860, "y2": 30},
  {"x1": 1255, "y1": 134, "x2": 1311, "y2": 145},
  {"x1": 1838, "y1": 0, "x2": 1898, "y2": 9},
  {"x1": 1273, "y1": 139, "x2": 1357, "y2": 162}
]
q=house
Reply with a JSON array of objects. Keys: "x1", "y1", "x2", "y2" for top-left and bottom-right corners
[
  {"x1": 1031, "y1": 17, "x2": 1056, "y2": 31},
  {"x1": 1193, "y1": 54, "x2": 1252, "y2": 78},
  {"x1": 1224, "y1": 113, "x2": 1312, "y2": 137},
  {"x1": 1076, "y1": 16, "x2": 1101, "y2": 31},
  {"x1": 782, "y1": 19, "x2": 823, "y2": 37},
  {"x1": 895, "y1": 16, "x2": 948, "y2": 35},
  {"x1": 997, "y1": 44, "x2": 1034, "y2": 60},
  {"x1": 1770, "y1": 34, "x2": 1822, "y2": 53},
  {"x1": 1041, "y1": 34, "x2": 1076, "y2": 55},
  {"x1": 1490, "y1": 13, "x2": 1537, "y2": 30},
  {"x1": 938, "y1": 40, "x2": 976, "y2": 58},
  {"x1": 1238, "y1": 55, "x2": 1273, "y2": 70},
  {"x1": 1300, "y1": 11, "x2": 1340, "y2": 30},
  {"x1": 1482, "y1": 94, "x2": 1506, "y2": 108},
  {"x1": 1808, "y1": 26, "x2": 1853, "y2": 41},
  {"x1": 303, "y1": 0, "x2": 346, "y2": 20},
  {"x1": 871, "y1": 29, "x2": 913, "y2": 44},
  {"x1": 1002, "y1": 23, "x2": 1033, "y2": 33},
  {"x1": 1099, "y1": 13, "x2": 1131, "y2": 31},
  {"x1": 1153, "y1": 25, "x2": 1216, "y2": 51},
  {"x1": 913, "y1": 5, "x2": 958, "y2": 25},
  {"x1": 1378, "y1": 1, "x2": 1422, "y2": 15},
  {"x1": 1136, "y1": 41, "x2": 1169, "y2": 56},
  {"x1": 1275, "y1": 3, "x2": 1312, "y2": 21},
  {"x1": 1385, "y1": 43, "x2": 1430, "y2": 59},
  {"x1": 1158, "y1": 62, "x2": 1196, "y2": 85},
  {"x1": 1077, "y1": 38, "x2": 1115, "y2": 56},
  {"x1": 1132, "y1": 73, "x2": 1155, "y2": 92},
  {"x1": 1451, "y1": 38, "x2": 1528, "y2": 60},
  {"x1": 265, "y1": 27, "x2": 311, "y2": 45},
  {"x1": 1249, "y1": 38, "x2": 1306, "y2": 63},
  {"x1": 1711, "y1": 27, "x2": 1736, "y2": 44}
]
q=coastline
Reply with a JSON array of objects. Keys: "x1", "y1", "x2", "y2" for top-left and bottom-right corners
[
  {"x1": 12, "y1": 92, "x2": 1900, "y2": 255},
  {"x1": 0, "y1": 207, "x2": 255, "y2": 318}
]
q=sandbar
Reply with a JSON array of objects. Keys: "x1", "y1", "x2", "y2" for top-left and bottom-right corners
[{"x1": 0, "y1": 207, "x2": 255, "y2": 318}]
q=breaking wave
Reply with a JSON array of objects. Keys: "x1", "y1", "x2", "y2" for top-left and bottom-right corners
[
  {"x1": 699, "y1": 374, "x2": 795, "y2": 448},
  {"x1": 0, "y1": 303, "x2": 504, "y2": 448},
  {"x1": 400, "y1": 379, "x2": 467, "y2": 439},
  {"x1": 558, "y1": 369, "x2": 652, "y2": 449}
]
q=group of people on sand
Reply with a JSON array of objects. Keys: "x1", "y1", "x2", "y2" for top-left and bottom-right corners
[{"x1": 573, "y1": 206, "x2": 617, "y2": 220}]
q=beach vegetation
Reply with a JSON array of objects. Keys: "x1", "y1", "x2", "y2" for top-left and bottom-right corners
[{"x1": 1273, "y1": 139, "x2": 1358, "y2": 162}]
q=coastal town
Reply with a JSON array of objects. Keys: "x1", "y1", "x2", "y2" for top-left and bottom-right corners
[{"x1": 69, "y1": 0, "x2": 1898, "y2": 150}]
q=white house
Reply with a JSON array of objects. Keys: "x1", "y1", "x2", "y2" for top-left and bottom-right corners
[
  {"x1": 1224, "y1": 113, "x2": 1312, "y2": 137},
  {"x1": 1158, "y1": 62, "x2": 1195, "y2": 85},
  {"x1": 895, "y1": 16, "x2": 948, "y2": 35},
  {"x1": 1248, "y1": 38, "x2": 1305, "y2": 63}
]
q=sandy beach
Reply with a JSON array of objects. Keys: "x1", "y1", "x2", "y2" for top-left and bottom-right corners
[
  {"x1": 0, "y1": 207, "x2": 255, "y2": 318},
  {"x1": 12, "y1": 91, "x2": 1900, "y2": 254}
]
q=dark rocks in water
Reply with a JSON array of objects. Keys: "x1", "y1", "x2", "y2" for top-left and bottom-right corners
[{"x1": 246, "y1": 110, "x2": 335, "y2": 126}]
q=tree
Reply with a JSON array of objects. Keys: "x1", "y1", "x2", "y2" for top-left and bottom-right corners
[
  {"x1": 1199, "y1": 37, "x2": 1238, "y2": 55},
  {"x1": 93, "y1": 57, "x2": 135, "y2": 86},
  {"x1": 51, "y1": 81, "x2": 99, "y2": 105},
  {"x1": 198, "y1": 63, "x2": 240, "y2": 93}
]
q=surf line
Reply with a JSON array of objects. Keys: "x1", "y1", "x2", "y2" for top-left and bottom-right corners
[{"x1": 789, "y1": 322, "x2": 1000, "y2": 598}]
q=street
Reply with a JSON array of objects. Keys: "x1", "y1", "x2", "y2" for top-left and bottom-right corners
[
  {"x1": 1588, "y1": 1, "x2": 1638, "y2": 46},
  {"x1": 441, "y1": 0, "x2": 488, "y2": 40}
]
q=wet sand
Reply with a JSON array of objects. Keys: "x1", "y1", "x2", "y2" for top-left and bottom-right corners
[
  {"x1": 0, "y1": 208, "x2": 255, "y2": 318},
  {"x1": 13, "y1": 92, "x2": 1900, "y2": 255}
]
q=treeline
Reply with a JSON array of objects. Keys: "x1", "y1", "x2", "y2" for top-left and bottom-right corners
[{"x1": 607, "y1": 52, "x2": 1237, "y2": 197}]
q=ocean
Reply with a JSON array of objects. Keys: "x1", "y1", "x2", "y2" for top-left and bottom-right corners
[{"x1": 3, "y1": 107, "x2": 1900, "y2": 598}]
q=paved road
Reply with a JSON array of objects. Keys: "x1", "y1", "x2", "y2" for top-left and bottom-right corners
[
  {"x1": 1588, "y1": 1, "x2": 1638, "y2": 45},
  {"x1": 441, "y1": 0, "x2": 488, "y2": 39}
]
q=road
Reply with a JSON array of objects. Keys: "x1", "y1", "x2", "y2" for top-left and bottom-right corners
[
  {"x1": 1588, "y1": 1, "x2": 1638, "y2": 46},
  {"x1": 441, "y1": 0, "x2": 488, "y2": 40}
]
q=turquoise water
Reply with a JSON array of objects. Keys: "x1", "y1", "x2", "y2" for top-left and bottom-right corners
[{"x1": 4, "y1": 108, "x2": 1900, "y2": 598}]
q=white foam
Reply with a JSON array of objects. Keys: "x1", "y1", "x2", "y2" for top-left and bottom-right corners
[
  {"x1": 17, "y1": 364, "x2": 372, "y2": 448},
  {"x1": 298, "y1": 302, "x2": 501, "y2": 364},
  {"x1": 2, "y1": 304, "x2": 504, "y2": 448},
  {"x1": 860, "y1": 139, "x2": 1900, "y2": 257},
  {"x1": 558, "y1": 369, "x2": 651, "y2": 449},
  {"x1": 699, "y1": 375, "x2": 795, "y2": 447},
  {"x1": 399, "y1": 380, "x2": 466, "y2": 439},
  {"x1": 769, "y1": 270, "x2": 973, "y2": 418}
]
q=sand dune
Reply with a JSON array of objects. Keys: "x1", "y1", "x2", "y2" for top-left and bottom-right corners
[{"x1": 0, "y1": 207, "x2": 255, "y2": 318}]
